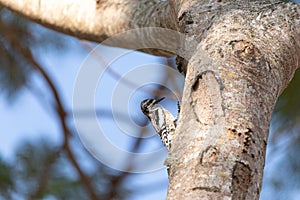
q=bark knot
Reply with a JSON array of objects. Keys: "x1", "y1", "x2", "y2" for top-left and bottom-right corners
[
  {"x1": 191, "y1": 71, "x2": 224, "y2": 125},
  {"x1": 200, "y1": 146, "x2": 219, "y2": 166},
  {"x1": 229, "y1": 40, "x2": 261, "y2": 63}
]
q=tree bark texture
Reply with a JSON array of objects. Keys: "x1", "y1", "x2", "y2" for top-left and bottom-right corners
[
  {"x1": 166, "y1": 1, "x2": 300, "y2": 199},
  {"x1": 1, "y1": 0, "x2": 300, "y2": 199}
]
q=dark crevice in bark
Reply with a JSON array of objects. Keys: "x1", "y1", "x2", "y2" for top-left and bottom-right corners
[
  {"x1": 178, "y1": 10, "x2": 194, "y2": 25},
  {"x1": 190, "y1": 73, "x2": 201, "y2": 123},
  {"x1": 192, "y1": 70, "x2": 217, "y2": 91},
  {"x1": 176, "y1": 56, "x2": 188, "y2": 75},
  {"x1": 231, "y1": 161, "x2": 252, "y2": 199},
  {"x1": 95, "y1": 0, "x2": 101, "y2": 8},
  {"x1": 191, "y1": 186, "x2": 221, "y2": 193}
]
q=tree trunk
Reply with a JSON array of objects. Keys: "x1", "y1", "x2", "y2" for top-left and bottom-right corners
[
  {"x1": 1, "y1": 0, "x2": 299, "y2": 199},
  {"x1": 166, "y1": 1, "x2": 300, "y2": 199}
]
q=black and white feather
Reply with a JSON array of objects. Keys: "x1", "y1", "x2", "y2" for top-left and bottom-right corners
[{"x1": 140, "y1": 98, "x2": 177, "y2": 150}]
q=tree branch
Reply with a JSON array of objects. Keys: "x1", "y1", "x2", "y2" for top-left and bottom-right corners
[
  {"x1": 0, "y1": 0, "x2": 176, "y2": 54},
  {"x1": 27, "y1": 52, "x2": 101, "y2": 200}
]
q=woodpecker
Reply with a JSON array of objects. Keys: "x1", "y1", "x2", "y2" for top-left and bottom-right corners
[{"x1": 140, "y1": 97, "x2": 178, "y2": 150}]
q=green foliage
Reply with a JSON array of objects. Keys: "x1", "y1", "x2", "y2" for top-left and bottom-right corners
[
  {"x1": 0, "y1": 138, "x2": 131, "y2": 199},
  {"x1": 276, "y1": 69, "x2": 300, "y2": 117},
  {"x1": 13, "y1": 139, "x2": 90, "y2": 199},
  {"x1": 272, "y1": 68, "x2": 300, "y2": 137},
  {"x1": 0, "y1": 46, "x2": 31, "y2": 98},
  {"x1": 0, "y1": 157, "x2": 13, "y2": 198}
]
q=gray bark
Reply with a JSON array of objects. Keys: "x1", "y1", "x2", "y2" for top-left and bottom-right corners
[
  {"x1": 166, "y1": 1, "x2": 300, "y2": 199},
  {"x1": 1, "y1": 0, "x2": 299, "y2": 199}
]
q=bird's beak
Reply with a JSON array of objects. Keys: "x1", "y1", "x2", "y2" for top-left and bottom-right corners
[{"x1": 155, "y1": 97, "x2": 165, "y2": 104}]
